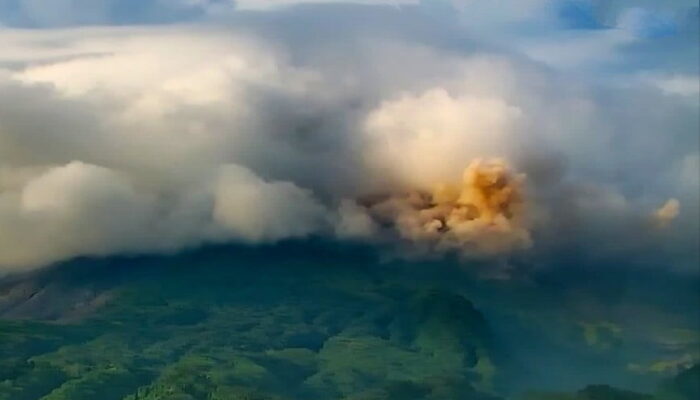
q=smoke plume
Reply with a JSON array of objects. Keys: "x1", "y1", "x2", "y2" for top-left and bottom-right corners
[
  {"x1": 653, "y1": 198, "x2": 681, "y2": 228},
  {"x1": 366, "y1": 158, "x2": 531, "y2": 257}
]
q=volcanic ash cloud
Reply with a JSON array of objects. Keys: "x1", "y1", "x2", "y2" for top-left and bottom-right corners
[
  {"x1": 367, "y1": 158, "x2": 532, "y2": 257},
  {"x1": 653, "y1": 198, "x2": 681, "y2": 228}
]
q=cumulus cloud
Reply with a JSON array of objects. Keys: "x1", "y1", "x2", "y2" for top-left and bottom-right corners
[
  {"x1": 0, "y1": 2, "x2": 697, "y2": 273},
  {"x1": 0, "y1": 162, "x2": 154, "y2": 270},
  {"x1": 334, "y1": 200, "x2": 378, "y2": 239},
  {"x1": 213, "y1": 164, "x2": 328, "y2": 242},
  {"x1": 647, "y1": 74, "x2": 700, "y2": 97},
  {"x1": 0, "y1": 159, "x2": 332, "y2": 270},
  {"x1": 363, "y1": 88, "x2": 522, "y2": 191}
]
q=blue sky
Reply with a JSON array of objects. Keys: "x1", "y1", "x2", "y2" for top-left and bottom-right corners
[{"x1": 0, "y1": 1, "x2": 696, "y2": 77}]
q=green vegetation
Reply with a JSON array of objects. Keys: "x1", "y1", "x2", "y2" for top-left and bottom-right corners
[
  {"x1": 0, "y1": 255, "x2": 504, "y2": 400},
  {"x1": 518, "y1": 377, "x2": 700, "y2": 400},
  {"x1": 519, "y1": 385, "x2": 655, "y2": 400},
  {"x1": 655, "y1": 364, "x2": 700, "y2": 400},
  {"x1": 1, "y1": 249, "x2": 697, "y2": 400}
]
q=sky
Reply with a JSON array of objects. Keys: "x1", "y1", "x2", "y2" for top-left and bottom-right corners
[{"x1": 0, "y1": 0, "x2": 698, "y2": 274}]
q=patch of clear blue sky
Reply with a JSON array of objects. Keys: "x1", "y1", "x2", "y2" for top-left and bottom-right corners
[
  {"x1": 0, "y1": 0, "x2": 689, "y2": 37},
  {"x1": 556, "y1": 0, "x2": 684, "y2": 38},
  {"x1": 558, "y1": 0, "x2": 604, "y2": 29},
  {"x1": 0, "y1": 0, "x2": 218, "y2": 27}
]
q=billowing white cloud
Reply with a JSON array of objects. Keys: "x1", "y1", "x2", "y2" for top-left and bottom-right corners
[
  {"x1": 647, "y1": 74, "x2": 700, "y2": 97},
  {"x1": 0, "y1": 162, "x2": 154, "y2": 269},
  {"x1": 363, "y1": 88, "x2": 522, "y2": 190},
  {"x1": 213, "y1": 164, "x2": 328, "y2": 242},
  {"x1": 0, "y1": 2, "x2": 697, "y2": 272},
  {"x1": 334, "y1": 199, "x2": 378, "y2": 239}
]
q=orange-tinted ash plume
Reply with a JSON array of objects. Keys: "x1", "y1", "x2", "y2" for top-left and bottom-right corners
[
  {"x1": 652, "y1": 198, "x2": 680, "y2": 228},
  {"x1": 368, "y1": 158, "x2": 532, "y2": 257}
]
